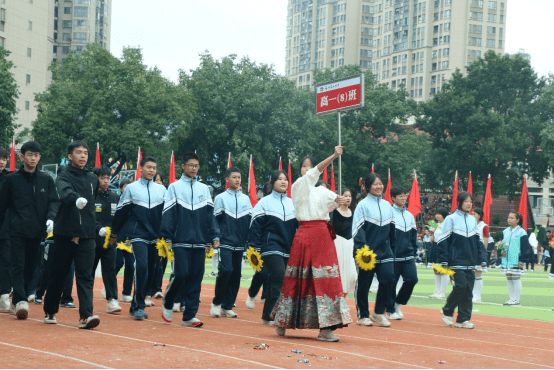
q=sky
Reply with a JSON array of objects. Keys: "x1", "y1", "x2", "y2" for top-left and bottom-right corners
[{"x1": 110, "y1": 0, "x2": 553, "y2": 84}]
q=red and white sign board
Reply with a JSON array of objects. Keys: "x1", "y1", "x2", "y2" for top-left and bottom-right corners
[{"x1": 315, "y1": 74, "x2": 364, "y2": 115}]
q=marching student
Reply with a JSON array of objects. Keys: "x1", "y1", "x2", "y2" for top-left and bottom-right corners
[
  {"x1": 471, "y1": 208, "x2": 489, "y2": 303},
  {"x1": 429, "y1": 207, "x2": 449, "y2": 299},
  {"x1": 111, "y1": 156, "x2": 166, "y2": 320},
  {"x1": 500, "y1": 212, "x2": 532, "y2": 306},
  {"x1": 114, "y1": 178, "x2": 134, "y2": 303},
  {"x1": 352, "y1": 173, "x2": 396, "y2": 327},
  {"x1": 0, "y1": 147, "x2": 11, "y2": 313},
  {"x1": 91, "y1": 166, "x2": 122, "y2": 314},
  {"x1": 437, "y1": 192, "x2": 487, "y2": 329},
  {"x1": 43, "y1": 141, "x2": 100, "y2": 329},
  {"x1": 247, "y1": 170, "x2": 297, "y2": 325},
  {"x1": 386, "y1": 185, "x2": 418, "y2": 320},
  {"x1": 0, "y1": 141, "x2": 59, "y2": 320},
  {"x1": 211, "y1": 167, "x2": 252, "y2": 318},
  {"x1": 331, "y1": 188, "x2": 357, "y2": 295},
  {"x1": 146, "y1": 172, "x2": 167, "y2": 303},
  {"x1": 160, "y1": 152, "x2": 219, "y2": 328}
]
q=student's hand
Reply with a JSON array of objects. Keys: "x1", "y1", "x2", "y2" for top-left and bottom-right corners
[
  {"x1": 125, "y1": 239, "x2": 131, "y2": 247},
  {"x1": 167, "y1": 242, "x2": 172, "y2": 250},
  {"x1": 333, "y1": 146, "x2": 343, "y2": 159},
  {"x1": 481, "y1": 262, "x2": 487, "y2": 267},
  {"x1": 71, "y1": 237, "x2": 80, "y2": 245},
  {"x1": 99, "y1": 227, "x2": 108, "y2": 237},
  {"x1": 212, "y1": 240, "x2": 220, "y2": 249},
  {"x1": 109, "y1": 237, "x2": 116, "y2": 245},
  {"x1": 335, "y1": 196, "x2": 348, "y2": 205},
  {"x1": 501, "y1": 250, "x2": 506, "y2": 257},
  {"x1": 76, "y1": 197, "x2": 88, "y2": 210},
  {"x1": 518, "y1": 263, "x2": 523, "y2": 269},
  {"x1": 46, "y1": 220, "x2": 54, "y2": 234}
]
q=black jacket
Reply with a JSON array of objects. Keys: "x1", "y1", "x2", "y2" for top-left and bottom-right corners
[
  {"x1": 0, "y1": 169, "x2": 10, "y2": 240},
  {"x1": 54, "y1": 165, "x2": 98, "y2": 238},
  {"x1": 95, "y1": 190, "x2": 120, "y2": 246},
  {"x1": 0, "y1": 165, "x2": 59, "y2": 239}
]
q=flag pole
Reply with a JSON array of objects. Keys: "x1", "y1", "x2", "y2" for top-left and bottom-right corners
[{"x1": 338, "y1": 111, "x2": 342, "y2": 194}]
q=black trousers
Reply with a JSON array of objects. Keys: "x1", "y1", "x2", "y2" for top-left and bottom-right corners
[
  {"x1": 36, "y1": 242, "x2": 74, "y2": 304},
  {"x1": 115, "y1": 249, "x2": 134, "y2": 296},
  {"x1": 387, "y1": 259, "x2": 419, "y2": 313},
  {"x1": 44, "y1": 236, "x2": 95, "y2": 319},
  {"x1": 213, "y1": 248, "x2": 243, "y2": 310},
  {"x1": 92, "y1": 242, "x2": 118, "y2": 301},
  {"x1": 0, "y1": 238, "x2": 11, "y2": 296},
  {"x1": 130, "y1": 241, "x2": 157, "y2": 312},
  {"x1": 442, "y1": 269, "x2": 475, "y2": 323},
  {"x1": 262, "y1": 255, "x2": 288, "y2": 322},
  {"x1": 356, "y1": 262, "x2": 394, "y2": 317},
  {"x1": 10, "y1": 236, "x2": 42, "y2": 305},
  {"x1": 249, "y1": 266, "x2": 269, "y2": 299}
]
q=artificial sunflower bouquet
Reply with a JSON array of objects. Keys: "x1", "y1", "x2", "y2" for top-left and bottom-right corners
[
  {"x1": 156, "y1": 238, "x2": 174, "y2": 262},
  {"x1": 205, "y1": 247, "x2": 215, "y2": 264},
  {"x1": 355, "y1": 245, "x2": 377, "y2": 271},
  {"x1": 432, "y1": 263, "x2": 455, "y2": 276},
  {"x1": 246, "y1": 246, "x2": 263, "y2": 273}
]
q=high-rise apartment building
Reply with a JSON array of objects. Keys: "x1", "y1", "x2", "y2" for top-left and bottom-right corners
[
  {"x1": 285, "y1": 0, "x2": 507, "y2": 101},
  {"x1": 0, "y1": 0, "x2": 55, "y2": 133},
  {"x1": 54, "y1": 0, "x2": 111, "y2": 61}
]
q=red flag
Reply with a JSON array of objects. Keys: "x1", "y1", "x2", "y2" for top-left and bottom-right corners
[
  {"x1": 519, "y1": 177, "x2": 528, "y2": 230},
  {"x1": 371, "y1": 163, "x2": 375, "y2": 174},
  {"x1": 225, "y1": 152, "x2": 232, "y2": 190},
  {"x1": 279, "y1": 157, "x2": 283, "y2": 171},
  {"x1": 323, "y1": 167, "x2": 328, "y2": 184},
  {"x1": 287, "y1": 161, "x2": 292, "y2": 198},
  {"x1": 384, "y1": 168, "x2": 392, "y2": 204},
  {"x1": 169, "y1": 151, "x2": 176, "y2": 184},
  {"x1": 330, "y1": 164, "x2": 336, "y2": 193},
  {"x1": 248, "y1": 155, "x2": 257, "y2": 207},
  {"x1": 483, "y1": 174, "x2": 492, "y2": 225},
  {"x1": 407, "y1": 172, "x2": 421, "y2": 218},
  {"x1": 467, "y1": 171, "x2": 473, "y2": 195},
  {"x1": 94, "y1": 142, "x2": 101, "y2": 168},
  {"x1": 359, "y1": 177, "x2": 363, "y2": 193},
  {"x1": 9, "y1": 138, "x2": 15, "y2": 172},
  {"x1": 135, "y1": 148, "x2": 142, "y2": 181},
  {"x1": 451, "y1": 171, "x2": 459, "y2": 214}
]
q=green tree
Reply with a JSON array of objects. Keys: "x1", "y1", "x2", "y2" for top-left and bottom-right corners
[
  {"x1": 0, "y1": 47, "x2": 19, "y2": 148},
  {"x1": 417, "y1": 51, "x2": 548, "y2": 195},
  {"x1": 539, "y1": 75, "x2": 554, "y2": 169},
  {"x1": 33, "y1": 44, "x2": 195, "y2": 175}
]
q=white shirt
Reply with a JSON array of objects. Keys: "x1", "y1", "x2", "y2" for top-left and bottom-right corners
[{"x1": 292, "y1": 167, "x2": 337, "y2": 221}]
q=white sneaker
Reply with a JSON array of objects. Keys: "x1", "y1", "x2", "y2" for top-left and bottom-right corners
[
  {"x1": 172, "y1": 303, "x2": 181, "y2": 312},
  {"x1": 512, "y1": 301, "x2": 521, "y2": 306},
  {"x1": 435, "y1": 292, "x2": 446, "y2": 299},
  {"x1": 181, "y1": 318, "x2": 203, "y2": 328},
  {"x1": 357, "y1": 317, "x2": 373, "y2": 326},
  {"x1": 162, "y1": 307, "x2": 173, "y2": 322},
  {"x1": 28, "y1": 294, "x2": 35, "y2": 302},
  {"x1": 0, "y1": 294, "x2": 10, "y2": 313},
  {"x1": 440, "y1": 309, "x2": 453, "y2": 326},
  {"x1": 472, "y1": 296, "x2": 482, "y2": 303},
  {"x1": 394, "y1": 303, "x2": 404, "y2": 319},
  {"x1": 210, "y1": 304, "x2": 222, "y2": 317},
  {"x1": 429, "y1": 290, "x2": 439, "y2": 298},
  {"x1": 503, "y1": 299, "x2": 514, "y2": 306},
  {"x1": 153, "y1": 292, "x2": 163, "y2": 299},
  {"x1": 370, "y1": 313, "x2": 391, "y2": 327},
  {"x1": 223, "y1": 309, "x2": 238, "y2": 318},
  {"x1": 101, "y1": 288, "x2": 106, "y2": 299},
  {"x1": 14, "y1": 301, "x2": 29, "y2": 320},
  {"x1": 275, "y1": 326, "x2": 286, "y2": 336},
  {"x1": 246, "y1": 295, "x2": 256, "y2": 309},
  {"x1": 145, "y1": 297, "x2": 155, "y2": 307},
  {"x1": 369, "y1": 287, "x2": 378, "y2": 293},
  {"x1": 120, "y1": 295, "x2": 132, "y2": 303},
  {"x1": 44, "y1": 313, "x2": 57, "y2": 324},
  {"x1": 454, "y1": 321, "x2": 474, "y2": 329},
  {"x1": 107, "y1": 299, "x2": 122, "y2": 314},
  {"x1": 387, "y1": 312, "x2": 402, "y2": 320},
  {"x1": 261, "y1": 320, "x2": 274, "y2": 325},
  {"x1": 259, "y1": 298, "x2": 266, "y2": 304},
  {"x1": 317, "y1": 329, "x2": 339, "y2": 342},
  {"x1": 180, "y1": 305, "x2": 185, "y2": 312}
]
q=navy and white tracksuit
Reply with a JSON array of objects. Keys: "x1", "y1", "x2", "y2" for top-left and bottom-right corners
[
  {"x1": 352, "y1": 194, "x2": 396, "y2": 317},
  {"x1": 161, "y1": 175, "x2": 220, "y2": 321},
  {"x1": 387, "y1": 204, "x2": 419, "y2": 313},
  {"x1": 112, "y1": 178, "x2": 166, "y2": 312},
  {"x1": 437, "y1": 210, "x2": 487, "y2": 323},
  {"x1": 212, "y1": 189, "x2": 252, "y2": 310},
  {"x1": 247, "y1": 190, "x2": 297, "y2": 321}
]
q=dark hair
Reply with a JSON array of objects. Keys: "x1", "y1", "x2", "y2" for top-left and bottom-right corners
[
  {"x1": 435, "y1": 207, "x2": 449, "y2": 219},
  {"x1": 21, "y1": 141, "x2": 42, "y2": 155},
  {"x1": 68, "y1": 140, "x2": 88, "y2": 154},
  {"x1": 119, "y1": 178, "x2": 132, "y2": 190},
  {"x1": 93, "y1": 166, "x2": 111, "y2": 178},
  {"x1": 182, "y1": 152, "x2": 199, "y2": 164},
  {"x1": 140, "y1": 156, "x2": 157, "y2": 167},
  {"x1": 270, "y1": 170, "x2": 288, "y2": 192},
  {"x1": 457, "y1": 191, "x2": 473, "y2": 210},
  {"x1": 299, "y1": 156, "x2": 317, "y2": 175},
  {"x1": 365, "y1": 173, "x2": 384, "y2": 192},
  {"x1": 341, "y1": 188, "x2": 352, "y2": 196},
  {"x1": 225, "y1": 166, "x2": 241, "y2": 178},
  {"x1": 262, "y1": 181, "x2": 272, "y2": 197},
  {"x1": 0, "y1": 147, "x2": 7, "y2": 159},
  {"x1": 473, "y1": 207, "x2": 484, "y2": 221},
  {"x1": 155, "y1": 171, "x2": 164, "y2": 183},
  {"x1": 509, "y1": 211, "x2": 524, "y2": 227},
  {"x1": 315, "y1": 180, "x2": 327, "y2": 188},
  {"x1": 390, "y1": 185, "x2": 406, "y2": 199}
]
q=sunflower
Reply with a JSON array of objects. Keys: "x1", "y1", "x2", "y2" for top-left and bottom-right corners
[
  {"x1": 432, "y1": 263, "x2": 455, "y2": 276},
  {"x1": 102, "y1": 227, "x2": 112, "y2": 249},
  {"x1": 550, "y1": 239, "x2": 554, "y2": 247},
  {"x1": 156, "y1": 238, "x2": 174, "y2": 262},
  {"x1": 205, "y1": 247, "x2": 215, "y2": 264},
  {"x1": 247, "y1": 247, "x2": 263, "y2": 273},
  {"x1": 117, "y1": 242, "x2": 132, "y2": 254},
  {"x1": 355, "y1": 246, "x2": 377, "y2": 271}
]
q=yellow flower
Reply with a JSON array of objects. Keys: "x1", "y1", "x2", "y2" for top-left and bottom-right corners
[
  {"x1": 156, "y1": 238, "x2": 174, "y2": 262},
  {"x1": 205, "y1": 247, "x2": 215, "y2": 264},
  {"x1": 46, "y1": 231, "x2": 54, "y2": 239},
  {"x1": 247, "y1": 247, "x2": 264, "y2": 273},
  {"x1": 355, "y1": 246, "x2": 377, "y2": 271},
  {"x1": 116, "y1": 242, "x2": 132, "y2": 254},
  {"x1": 102, "y1": 227, "x2": 112, "y2": 249},
  {"x1": 432, "y1": 263, "x2": 455, "y2": 276}
]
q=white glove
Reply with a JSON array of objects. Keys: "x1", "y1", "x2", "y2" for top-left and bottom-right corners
[
  {"x1": 46, "y1": 220, "x2": 54, "y2": 234},
  {"x1": 99, "y1": 227, "x2": 107, "y2": 237},
  {"x1": 76, "y1": 197, "x2": 88, "y2": 210}
]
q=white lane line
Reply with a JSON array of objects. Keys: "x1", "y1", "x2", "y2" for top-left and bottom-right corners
[{"x1": 0, "y1": 341, "x2": 112, "y2": 369}]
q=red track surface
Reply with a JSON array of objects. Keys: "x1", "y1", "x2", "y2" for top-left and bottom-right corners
[{"x1": 1, "y1": 277, "x2": 554, "y2": 369}]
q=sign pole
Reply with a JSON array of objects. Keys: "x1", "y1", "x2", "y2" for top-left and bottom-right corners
[{"x1": 338, "y1": 111, "x2": 342, "y2": 195}]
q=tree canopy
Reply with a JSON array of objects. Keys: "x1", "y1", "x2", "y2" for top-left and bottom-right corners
[{"x1": 0, "y1": 47, "x2": 19, "y2": 149}]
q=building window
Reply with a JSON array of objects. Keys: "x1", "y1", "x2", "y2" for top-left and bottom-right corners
[
  {"x1": 26, "y1": 74, "x2": 31, "y2": 84},
  {"x1": 63, "y1": 20, "x2": 72, "y2": 28},
  {"x1": 25, "y1": 101, "x2": 30, "y2": 110},
  {"x1": 488, "y1": 1, "x2": 497, "y2": 9},
  {"x1": 27, "y1": 47, "x2": 31, "y2": 57},
  {"x1": 53, "y1": 45, "x2": 57, "y2": 54},
  {"x1": 54, "y1": 32, "x2": 57, "y2": 41},
  {"x1": 73, "y1": 6, "x2": 88, "y2": 18},
  {"x1": 63, "y1": 33, "x2": 71, "y2": 41},
  {"x1": 443, "y1": 48, "x2": 450, "y2": 56},
  {"x1": 487, "y1": 26, "x2": 496, "y2": 34},
  {"x1": 486, "y1": 39, "x2": 495, "y2": 47},
  {"x1": 442, "y1": 61, "x2": 449, "y2": 69},
  {"x1": 29, "y1": 0, "x2": 33, "y2": 3},
  {"x1": 0, "y1": 36, "x2": 4, "y2": 48},
  {"x1": 63, "y1": 46, "x2": 70, "y2": 54},
  {"x1": 73, "y1": 32, "x2": 87, "y2": 42},
  {"x1": 64, "y1": 6, "x2": 72, "y2": 14},
  {"x1": 487, "y1": 13, "x2": 497, "y2": 22},
  {"x1": 28, "y1": 21, "x2": 32, "y2": 30}
]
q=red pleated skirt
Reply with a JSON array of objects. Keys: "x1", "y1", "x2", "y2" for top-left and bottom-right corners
[{"x1": 270, "y1": 221, "x2": 353, "y2": 329}]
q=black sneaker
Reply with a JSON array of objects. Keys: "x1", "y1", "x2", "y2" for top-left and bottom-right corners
[
  {"x1": 61, "y1": 302, "x2": 76, "y2": 308},
  {"x1": 129, "y1": 309, "x2": 149, "y2": 319},
  {"x1": 34, "y1": 298, "x2": 43, "y2": 305}
]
